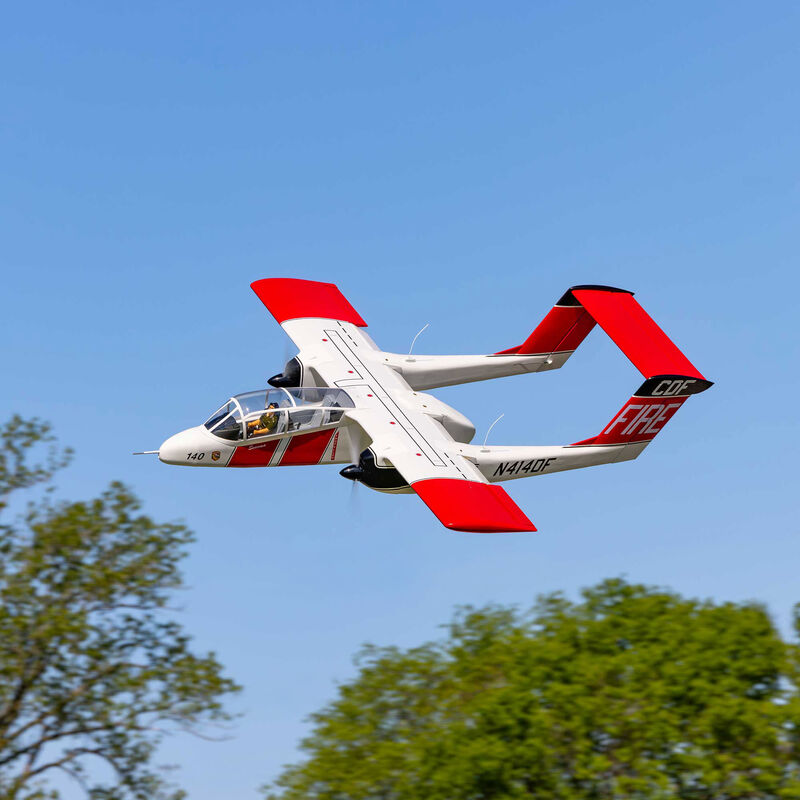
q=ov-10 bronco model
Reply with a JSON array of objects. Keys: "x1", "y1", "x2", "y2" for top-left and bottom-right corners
[{"x1": 150, "y1": 279, "x2": 712, "y2": 533}]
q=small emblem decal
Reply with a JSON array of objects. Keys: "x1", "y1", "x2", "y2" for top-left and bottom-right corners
[{"x1": 211, "y1": 451, "x2": 221, "y2": 461}]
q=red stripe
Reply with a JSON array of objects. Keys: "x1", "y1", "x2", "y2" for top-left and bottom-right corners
[
  {"x1": 251, "y1": 278, "x2": 367, "y2": 326},
  {"x1": 279, "y1": 430, "x2": 336, "y2": 466},
  {"x1": 572, "y1": 289, "x2": 705, "y2": 380},
  {"x1": 228, "y1": 439, "x2": 281, "y2": 467},
  {"x1": 412, "y1": 479, "x2": 536, "y2": 533}
]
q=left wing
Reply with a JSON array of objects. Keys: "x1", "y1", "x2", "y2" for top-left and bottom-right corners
[
  {"x1": 251, "y1": 277, "x2": 393, "y2": 391},
  {"x1": 251, "y1": 278, "x2": 368, "y2": 330},
  {"x1": 251, "y1": 278, "x2": 377, "y2": 361}
]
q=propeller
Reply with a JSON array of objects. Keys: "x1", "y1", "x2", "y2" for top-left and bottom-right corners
[
  {"x1": 348, "y1": 476, "x2": 361, "y2": 519},
  {"x1": 337, "y1": 420, "x2": 367, "y2": 519}
]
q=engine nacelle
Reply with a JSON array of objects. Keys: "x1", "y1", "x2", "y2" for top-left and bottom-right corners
[
  {"x1": 412, "y1": 393, "x2": 475, "y2": 443},
  {"x1": 339, "y1": 449, "x2": 411, "y2": 493},
  {"x1": 268, "y1": 357, "x2": 303, "y2": 388}
]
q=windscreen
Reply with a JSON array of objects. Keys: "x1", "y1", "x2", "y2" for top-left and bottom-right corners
[
  {"x1": 204, "y1": 402, "x2": 234, "y2": 431},
  {"x1": 204, "y1": 402, "x2": 243, "y2": 441}
]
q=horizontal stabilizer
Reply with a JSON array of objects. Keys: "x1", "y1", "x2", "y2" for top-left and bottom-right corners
[
  {"x1": 570, "y1": 288, "x2": 705, "y2": 380},
  {"x1": 412, "y1": 479, "x2": 536, "y2": 533}
]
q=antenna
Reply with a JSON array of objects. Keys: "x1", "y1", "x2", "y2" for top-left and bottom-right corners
[
  {"x1": 407, "y1": 323, "x2": 429, "y2": 359},
  {"x1": 481, "y1": 413, "x2": 504, "y2": 450}
]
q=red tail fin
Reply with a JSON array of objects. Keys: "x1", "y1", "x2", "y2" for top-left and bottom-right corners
[
  {"x1": 497, "y1": 284, "x2": 707, "y2": 381},
  {"x1": 573, "y1": 375, "x2": 712, "y2": 446},
  {"x1": 496, "y1": 286, "x2": 601, "y2": 356}
]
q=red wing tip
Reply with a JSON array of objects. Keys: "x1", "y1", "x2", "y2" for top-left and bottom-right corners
[
  {"x1": 412, "y1": 479, "x2": 536, "y2": 533},
  {"x1": 250, "y1": 278, "x2": 367, "y2": 327}
]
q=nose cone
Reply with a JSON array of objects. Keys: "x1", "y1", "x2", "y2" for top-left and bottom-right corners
[
  {"x1": 339, "y1": 464, "x2": 363, "y2": 481},
  {"x1": 158, "y1": 426, "x2": 210, "y2": 465}
]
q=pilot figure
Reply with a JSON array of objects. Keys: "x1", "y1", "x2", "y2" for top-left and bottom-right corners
[{"x1": 248, "y1": 402, "x2": 280, "y2": 436}]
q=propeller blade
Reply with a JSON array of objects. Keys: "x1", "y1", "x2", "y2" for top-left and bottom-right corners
[{"x1": 348, "y1": 478, "x2": 361, "y2": 518}]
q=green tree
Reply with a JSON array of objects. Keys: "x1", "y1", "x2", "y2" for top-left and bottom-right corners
[
  {"x1": 0, "y1": 416, "x2": 240, "y2": 799},
  {"x1": 265, "y1": 579, "x2": 800, "y2": 800}
]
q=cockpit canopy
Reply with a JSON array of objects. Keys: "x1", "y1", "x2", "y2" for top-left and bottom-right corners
[{"x1": 203, "y1": 387, "x2": 355, "y2": 442}]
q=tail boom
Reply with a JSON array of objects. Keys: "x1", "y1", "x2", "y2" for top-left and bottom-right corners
[
  {"x1": 463, "y1": 373, "x2": 712, "y2": 483},
  {"x1": 463, "y1": 441, "x2": 649, "y2": 483},
  {"x1": 381, "y1": 286, "x2": 625, "y2": 390},
  {"x1": 380, "y1": 285, "x2": 712, "y2": 403},
  {"x1": 381, "y1": 351, "x2": 567, "y2": 391},
  {"x1": 498, "y1": 286, "x2": 600, "y2": 357}
]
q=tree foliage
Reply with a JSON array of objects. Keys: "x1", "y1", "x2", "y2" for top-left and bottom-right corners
[
  {"x1": 266, "y1": 579, "x2": 800, "y2": 799},
  {"x1": 0, "y1": 416, "x2": 240, "y2": 800}
]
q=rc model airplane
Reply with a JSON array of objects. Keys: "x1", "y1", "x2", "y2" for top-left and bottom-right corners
[{"x1": 149, "y1": 279, "x2": 712, "y2": 532}]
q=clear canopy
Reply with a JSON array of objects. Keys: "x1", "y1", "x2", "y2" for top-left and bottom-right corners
[{"x1": 203, "y1": 387, "x2": 354, "y2": 441}]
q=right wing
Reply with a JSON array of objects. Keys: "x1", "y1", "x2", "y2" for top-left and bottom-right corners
[{"x1": 346, "y1": 408, "x2": 536, "y2": 533}]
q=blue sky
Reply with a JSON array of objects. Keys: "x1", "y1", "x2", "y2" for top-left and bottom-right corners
[{"x1": 2, "y1": 1, "x2": 798, "y2": 796}]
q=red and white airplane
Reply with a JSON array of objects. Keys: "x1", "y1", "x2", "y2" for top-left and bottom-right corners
[{"x1": 151, "y1": 279, "x2": 711, "y2": 533}]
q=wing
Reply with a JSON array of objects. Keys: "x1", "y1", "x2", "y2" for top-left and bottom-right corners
[
  {"x1": 251, "y1": 277, "x2": 388, "y2": 389},
  {"x1": 251, "y1": 277, "x2": 377, "y2": 361},
  {"x1": 251, "y1": 278, "x2": 535, "y2": 532},
  {"x1": 346, "y1": 408, "x2": 536, "y2": 533}
]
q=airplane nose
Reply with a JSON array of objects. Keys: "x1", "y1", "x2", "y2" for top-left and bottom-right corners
[{"x1": 158, "y1": 427, "x2": 206, "y2": 465}]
